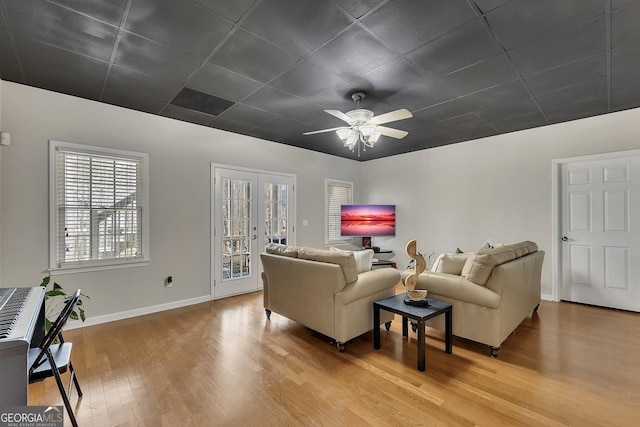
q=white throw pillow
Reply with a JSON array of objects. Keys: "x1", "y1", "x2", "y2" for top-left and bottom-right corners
[
  {"x1": 431, "y1": 253, "x2": 470, "y2": 275},
  {"x1": 330, "y1": 247, "x2": 374, "y2": 273}
]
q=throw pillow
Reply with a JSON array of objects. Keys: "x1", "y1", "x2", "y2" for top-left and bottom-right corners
[
  {"x1": 330, "y1": 247, "x2": 373, "y2": 273},
  {"x1": 432, "y1": 253, "x2": 470, "y2": 275}
]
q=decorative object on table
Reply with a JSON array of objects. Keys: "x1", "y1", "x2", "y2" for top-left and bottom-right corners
[
  {"x1": 40, "y1": 276, "x2": 90, "y2": 332},
  {"x1": 403, "y1": 240, "x2": 429, "y2": 306}
]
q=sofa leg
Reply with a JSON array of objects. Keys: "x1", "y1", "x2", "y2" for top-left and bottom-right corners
[
  {"x1": 337, "y1": 342, "x2": 346, "y2": 352},
  {"x1": 265, "y1": 309, "x2": 271, "y2": 320},
  {"x1": 384, "y1": 321, "x2": 392, "y2": 331},
  {"x1": 490, "y1": 346, "x2": 500, "y2": 358},
  {"x1": 533, "y1": 304, "x2": 540, "y2": 313}
]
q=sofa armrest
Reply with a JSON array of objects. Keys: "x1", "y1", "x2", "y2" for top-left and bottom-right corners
[
  {"x1": 335, "y1": 268, "x2": 401, "y2": 306},
  {"x1": 402, "y1": 270, "x2": 500, "y2": 309}
]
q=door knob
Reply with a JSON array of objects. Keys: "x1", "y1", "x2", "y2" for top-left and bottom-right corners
[
  {"x1": 561, "y1": 236, "x2": 569, "y2": 241},
  {"x1": 252, "y1": 234, "x2": 257, "y2": 240}
]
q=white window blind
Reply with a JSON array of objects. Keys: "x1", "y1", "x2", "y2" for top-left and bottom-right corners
[
  {"x1": 50, "y1": 141, "x2": 149, "y2": 271},
  {"x1": 326, "y1": 179, "x2": 353, "y2": 244}
]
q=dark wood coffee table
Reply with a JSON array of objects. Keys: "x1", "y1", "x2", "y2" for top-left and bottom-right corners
[{"x1": 373, "y1": 294, "x2": 452, "y2": 371}]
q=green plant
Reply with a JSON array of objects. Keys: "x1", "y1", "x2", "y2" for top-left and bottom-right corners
[{"x1": 40, "y1": 276, "x2": 90, "y2": 332}]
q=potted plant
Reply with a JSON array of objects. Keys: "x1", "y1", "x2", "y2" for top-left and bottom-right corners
[{"x1": 40, "y1": 276, "x2": 90, "y2": 331}]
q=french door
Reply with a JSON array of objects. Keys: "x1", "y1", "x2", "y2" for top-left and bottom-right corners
[
  {"x1": 561, "y1": 154, "x2": 640, "y2": 311},
  {"x1": 212, "y1": 166, "x2": 295, "y2": 299}
]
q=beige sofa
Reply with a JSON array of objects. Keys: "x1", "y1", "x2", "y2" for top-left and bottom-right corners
[
  {"x1": 402, "y1": 241, "x2": 544, "y2": 357},
  {"x1": 261, "y1": 244, "x2": 400, "y2": 351}
]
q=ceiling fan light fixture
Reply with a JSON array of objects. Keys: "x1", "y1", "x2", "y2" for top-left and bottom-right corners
[
  {"x1": 346, "y1": 109, "x2": 374, "y2": 122},
  {"x1": 359, "y1": 124, "x2": 377, "y2": 140},
  {"x1": 368, "y1": 131, "x2": 381, "y2": 145}
]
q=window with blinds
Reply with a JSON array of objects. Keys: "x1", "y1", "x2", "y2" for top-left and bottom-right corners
[
  {"x1": 49, "y1": 141, "x2": 149, "y2": 271},
  {"x1": 325, "y1": 179, "x2": 353, "y2": 244}
]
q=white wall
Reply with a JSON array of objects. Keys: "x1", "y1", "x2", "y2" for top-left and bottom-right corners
[
  {"x1": 362, "y1": 107, "x2": 640, "y2": 295},
  {"x1": 0, "y1": 82, "x2": 360, "y2": 320}
]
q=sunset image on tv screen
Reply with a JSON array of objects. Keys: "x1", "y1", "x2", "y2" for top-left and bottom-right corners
[{"x1": 340, "y1": 205, "x2": 396, "y2": 236}]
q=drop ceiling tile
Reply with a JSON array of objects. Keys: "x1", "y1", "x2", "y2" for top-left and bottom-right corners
[
  {"x1": 438, "y1": 54, "x2": 519, "y2": 96},
  {"x1": 485, "y1": 0, "x2": 604, "y2": 50},
  {"x1": 361, "y1": 0, "x2": 476, "y2": 54},
  {"x1": 611, "y1": 88, "x2": 640, "y2": 112},
  {"x1": 217, "y1": 103, "x2": 277, "y2": 127},
  {"x1": 431, "y1": 112, "x2": 487, "y2": 132},
  {"x1": 413, "y1": 100, "x2": 471, "y2": 124},
  {"x1": 407, "y1": 19, "x2": 503, "y2": 77},
  {"x1": 536, "y1": 78, "x2": 608, "y2": 111},
  {"x1": 311, "y1": 84, "x2": 392, "y2": 112},
  {"x1": 0, "y1": 30, "x2": 15, "y2": 62},
  {"x1": 0, "y1": 59, "x2": 21, "y2": 82},
  {"x1": 51, "y1": 0, "x2": 128, "y2": 25},
  {"x1": 524, "y1": 54, "x2": 607, "y2": 96},
  {"x1": 384, "y1": 80, "x2": 454, "y2": 111},
  {"x1": 242, "y1": 86, "x2": 306, "y2": 116},
  {"x1": 612, "y1": 40, "x2": 640, "y2": 74},
  {"x1": 487, "y1": 111, "x2": 548, "y2": 133},
  {"x1": 358, "y1": 59, "x2": 427, "y2": 95},
  {"x1": 459, "y1": 80, "x2": 530, "y2": 110},
  {"x1": 102, "y1": 88, "x2": 167, "y2": 114},
  {"x1": 473, "y1": 0, "x2": 510, "y2": 14},
  {"x1": 612, "y1": 70, "x2": 640, "y2": 94},
  {"x1": 278, "y1": 101, "x2": 343, "y2": 127},
  {"x1": 612, "y1": 0, "x2": 638, "y2": 9},
  {"x1": 307, "y1": 26, "x2": 397, "y2": 83},
  {"x1": 509, "y1": 17, "x2": 606, "y2": 77},
  {"x1": 5, "y1": 0, "x2": 118, "y2": 61},
  {"x1": 23, "y1": 65, "x2": 103, "y2": 100},
  {"x1": 210, "y1": 28, "x2": 298, "y2": 83},
  {"x1": 401, "y1": 125, "x2": 452, "y2": 143},
  {"x1": 334, "y1": 0, "x2": 384, "y2": 18},
  {"x1": 186, "y1": 63, "x2": 262, "y2": 102},
  {"x1": 254, "y1": 116, "x2": 312, "y2": 139},
  {"x1": 209, "y1": 116, "x2": 254, "y2": 134},
  {"x1": 161, "y1": 104, "x2": 215, "y2": 126},
  {"x1": 193, "y1": 0, "x2": 256, "y2": 22},
  {"x1": 170, "y1": 87, "x2": 234, "y2": 116},
  {"x1": 611, "y1": 2, "x2": 640, "y2": 47},
  {"x1": 14, "y1": 35, "x2": 108, "y2": 85},
  {"x1": 105, "y1": 65, "x2": 182, "y2": 103},
  {"x1": 544, "y1": 97, "x2": 608, "y2": 124},
  {"x1": 475, "y1": 96, "x2": 541, "y2": 123},
  {"x1": 126, "y1": 0, "x2": 233, "y2": 59},
  {"x1": 269, "y1": 61, "x2": 347, "y2": 99},
  {"x1": 241, "y1": 0, "x2": 352, "y2": 56},
  {"x1": 443, "y1": 124, "x2": 498, "y2": 141},
  {"x1": 115, "y1": 31, "x2": 203, "y2": 82}
]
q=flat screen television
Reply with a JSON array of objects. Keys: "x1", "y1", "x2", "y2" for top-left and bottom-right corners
[{"x1": 340, "y1": 204, "x2": 396, "y2": 237}]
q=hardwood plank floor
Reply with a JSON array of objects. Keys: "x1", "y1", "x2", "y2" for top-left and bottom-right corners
[{"x1": 29, "y1": 287, "x2": 640, "y2": 426}]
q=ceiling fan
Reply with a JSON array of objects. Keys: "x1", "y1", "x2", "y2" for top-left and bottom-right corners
[{"x1": 303, "y1": 92, "x2": 413, "y2": 156}]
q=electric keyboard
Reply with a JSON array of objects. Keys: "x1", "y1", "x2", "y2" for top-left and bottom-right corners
[{"x1": 0, "y1": 286, "x2": 46, "y2": 405}]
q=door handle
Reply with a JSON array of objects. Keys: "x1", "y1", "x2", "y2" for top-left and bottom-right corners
[
  {"x1": 252, "y1": 234, "x2": 257, "y2": 240},
  {"x1": 561, "y1": 236, "x2": 569, "y2": 241}
]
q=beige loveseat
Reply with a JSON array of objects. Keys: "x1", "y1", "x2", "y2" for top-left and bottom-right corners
[
  {"x1": 402, "y1": 241, "x2": 544, "y2": 357},
  {"x1": 261, "y1": 244, "x2": 400, "y2": 351}
]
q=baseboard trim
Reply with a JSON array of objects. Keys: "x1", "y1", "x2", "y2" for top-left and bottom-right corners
[
  {"x1": 65, "y1": 295, "x2": 211, "y2": 330},
  {"x1": 541, "y1": 293, "x2": 554, "y2": 301}
]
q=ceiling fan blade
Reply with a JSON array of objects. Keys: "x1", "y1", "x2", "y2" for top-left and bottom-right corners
[
  {"x1": 376, "y1": 126, "x2": 408, "y2": 139},
  {"x1": 303, "y1": 127, "x2": 345, "y2": 136},
  {"x1": 324, "y1": 109, "x2": 353, "y2": 124},
  {"x1": 371, "y1": 108, "x2": 413, "y2": 125}
]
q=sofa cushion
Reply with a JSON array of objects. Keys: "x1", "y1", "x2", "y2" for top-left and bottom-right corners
[
  {"x1": 298, "y1": 247, "x2": 359, "y2": 284},
  {"x1": 431, "y1": 253, "x2": 470, "y2": 275},
  {"x1": 461, "y1": 241, "x2": 538, "y2": 285},
  {"x1": 265, "y1": 243, "x2": 300, "y2": 257},
  {"x1": 330, "y1": 247, "x2": 373, "y2": 273}
]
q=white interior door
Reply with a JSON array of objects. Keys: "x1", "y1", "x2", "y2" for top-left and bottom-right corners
[
  {"x1": 212, "y1": 166, "x2": 295, "y2": 299},
  {"x1": 561, "y1": 155, "x2": 640, "y2": 311}
]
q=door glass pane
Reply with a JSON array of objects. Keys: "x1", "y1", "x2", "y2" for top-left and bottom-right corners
[
  {"x1": 221, "y1": 178, "x2": 252, "y2": 281},
  {"x1": 264, "y1": 183, "x2": 289, "y2": 245}
]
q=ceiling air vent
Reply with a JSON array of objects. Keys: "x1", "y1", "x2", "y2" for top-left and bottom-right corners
[{"x1": 170, "y1": 88, "x2": 234, "y2": 116}]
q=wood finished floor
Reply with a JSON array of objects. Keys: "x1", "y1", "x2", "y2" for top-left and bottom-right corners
[{"x1": 29, "y1": 286, "x2": 640, "y2": 426}]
